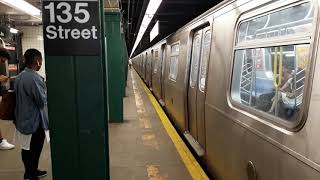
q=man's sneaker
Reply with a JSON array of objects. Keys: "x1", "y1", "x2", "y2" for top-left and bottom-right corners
[
  {"x1": 0, "y1": 139, "x2": 14, "y2": 150},
  {"x1": 36, "y1": 170, "x2": 47, "y2": 178}
]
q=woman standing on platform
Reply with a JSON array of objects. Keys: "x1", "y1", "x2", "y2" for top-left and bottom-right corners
[{"x1": 14, "y1": 49, "x2": 49, "y2": 180}]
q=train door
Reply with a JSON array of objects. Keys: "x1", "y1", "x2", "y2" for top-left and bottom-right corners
[
  {"x1": 187, "y1": 27, "x2": 212, "y2": 152},
  {"x1": 150, "y1": 50, "x2": 154, "y2": 88},
  {"x1": 160, "y1": 44, "x2": 166, "y2": 105},
  {"x1": 147, "y1": 52, "x2": 150, "y2": 84},
  {"x1": 140, "y1": 54, "x2": 143, "y2": 74},
  {"x1": 144, "y1": 52, "x2": 147, "y2": 81},
  {"x1": 141, "y1": 54, "x2": 144, "y2": 78},
  {"x1": 146, "y1": 52, "x2": 149, "y2": 84}
]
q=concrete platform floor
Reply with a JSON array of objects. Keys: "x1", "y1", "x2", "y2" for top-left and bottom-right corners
[
  {"x1": 0, "y1": 121, "x2": 52, "y2": 180},
  {"x1": 109, "y1": 70, "x2": 192, "y2": 180}
]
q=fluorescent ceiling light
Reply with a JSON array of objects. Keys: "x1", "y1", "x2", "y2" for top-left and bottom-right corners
[
  {"x1": 150, "y1": 20, "x2": 159, "y2": 42},
  {"x1": 0, "y1": 0, "x2": 41, "y2": 16},
  {"x1": 130, "y1": 0, "x2": 163, "y2": 57},
  {"x1": 10, "y1": 28, "x2": 18, "y2": 34}
]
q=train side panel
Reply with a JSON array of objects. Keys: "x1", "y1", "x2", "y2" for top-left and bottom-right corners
[
  {"x1": 163, "y1": 32, "x2": 189, "y2": 131},
  {"x1": 205, "y1": 0, "x2": 320, "y2": 179},
  {"x1": 151, "y1": 45, "x2": 163, "y2": 101},
  {"x1": 132, "y1": 0, "x2": 320, "y2": 179}
]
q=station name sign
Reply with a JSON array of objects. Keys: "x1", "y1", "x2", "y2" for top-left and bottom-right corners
[{"x1": 43, "y1": 0, "x2": 100, "y2": 56}]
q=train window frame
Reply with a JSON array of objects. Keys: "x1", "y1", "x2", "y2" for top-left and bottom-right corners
[
  {"x1": 161, "y1": 43, "x2": 167, "y2": 80},
  {"x1": 169, "y1": 42, "x2": 180, "y2": 81},
  {"x1": 228, "y1": 0, "x2": 317, "y2": 130},
  {"x1": 153, "y1": 50, "x2": 159, "y2": 74},
  {"x1": 237, "y1": 2, "x2": 314, "y2": 45},
  {"x1": 198, "y1": 30, "x2": 212, "y2": 92},
  {"x1": 189, "y1": 34, "x2": 202, "y2": 88}
]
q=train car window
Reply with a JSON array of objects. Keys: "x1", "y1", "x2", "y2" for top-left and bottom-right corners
[
  {"x1": 199, "y1": 31, "x2": 212, "y2": 92},
  {"x1": 169, "y1": 43, "x2": 180, "y2": 81},
  {"x1": 154, "y1": 50, "x2": 159, "y2": 73},
  {"x1": 238, "y1": 2, "x2": 313, "y2": 44},
  {"x1": 190, "y1": 35, "x2": 201, "y2": 87},
  {"x1": 231, "y1": 44, "x2": 309, "y2": 122},
  {"x1": 142, "y1": 55, "x2": 145, "y2": 69},
  {"x1": 140, "y1": 55, "x2": 142, "y2": 69},
  {"x1": 231, "y1": 1, "x2": 314, "y2": 127}
]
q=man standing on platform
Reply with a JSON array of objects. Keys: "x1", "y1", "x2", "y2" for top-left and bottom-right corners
[{"x1": 14, "y1": 49, "x2": 49, "y2": 180}]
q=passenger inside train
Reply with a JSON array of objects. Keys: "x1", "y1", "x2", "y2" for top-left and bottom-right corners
[
  {"x1": 232, "y1": 47, "x2": 307, "y2": 120},
  {"x1": 268, "y1": 66, "x2": 295, "y2": 114}
]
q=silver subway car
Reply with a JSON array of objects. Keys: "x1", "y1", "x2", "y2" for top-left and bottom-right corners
[{"x1": 132, "y1": 0, "x2": 320, "y2": 179}]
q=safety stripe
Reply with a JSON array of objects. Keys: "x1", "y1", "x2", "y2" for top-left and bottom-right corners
[{"x1": 136, "y1": 72, "x2": 209, "y2": 180}]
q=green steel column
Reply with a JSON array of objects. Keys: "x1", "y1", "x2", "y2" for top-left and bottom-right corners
[
  {"x1": 120, "y1": 33, "x2": 127, "y2": 95},
  {"x1": 105, "y1": 10, "x2": 124, "y2": 123},
  {"x1": 44, "y1": 1, "x2": 109, "y2": 180},
  {"x1": 119, "y1": 31, "x2": 125, "y2": 97},
  {"x1": 122, "y1": 34, "x2": 128, "y2": 84},
  {"x1": 100, "y1": 1, "x2": 110, "y2": 178}
]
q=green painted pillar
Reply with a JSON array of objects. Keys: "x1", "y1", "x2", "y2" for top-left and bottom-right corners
[
  {"x1": 122, "y1": 34, "x2": 128, "y2": 84},
  {"x1": 43, "y1": 0, "x2": 109, "y2": 179},
  {"x1": 105, "y1": 10, "x2": 124, "y2": 123}
]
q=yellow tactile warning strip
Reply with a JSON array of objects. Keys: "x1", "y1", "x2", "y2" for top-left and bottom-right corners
[{"x1": 133, "y1": 71, "x2": 210, "y2": 180}]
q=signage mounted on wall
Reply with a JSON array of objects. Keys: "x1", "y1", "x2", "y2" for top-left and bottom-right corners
[{"x1": 43, "y1": 0, "x2": 101, "y2": 56}]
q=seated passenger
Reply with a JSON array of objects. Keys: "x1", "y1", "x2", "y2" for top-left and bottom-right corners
[
  {"x1": 268, "y1": 66, "x2": 305, "y2": 119},
  {"x1": 268, "y1": 67, "x2": 294, "y2": 113}
]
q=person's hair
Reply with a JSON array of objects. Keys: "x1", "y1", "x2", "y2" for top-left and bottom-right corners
[
  {"x1": 24, "y1": 49, "x2": 42, "y2": 67},
  {"x1": 0, "y1": 47, "x2": 11, "y2": 60}
]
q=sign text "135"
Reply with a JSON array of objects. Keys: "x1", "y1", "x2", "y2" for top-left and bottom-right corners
[{"x1": 45, "y1": 2, "x2": 90, "y2": 24}]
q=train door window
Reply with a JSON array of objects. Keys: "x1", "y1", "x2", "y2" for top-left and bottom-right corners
[
  {"x1": 199, "y1": 31, "x2": 212, "y2": 92},
  {"x1": 190, "y1": 35, "x2": 201, "y2": 87},
  {"x1": 142, "y1": 54, "x2": 145, "y2": 69},
  {"x1": 154, "y1": 50, "x2": 159, "y2": 73},
  {"x1": 230, "y1": 2, "x2": 314, "y2": 127},
  {"x1": 169, "y1": 43, "x2": 179, "y2": 81},
  {"x1": 161, "y1": 44, "x2": 167, "y2": 79},
  {"x1": 146, "y1": 52, "x2": 148, "y2": 68}
]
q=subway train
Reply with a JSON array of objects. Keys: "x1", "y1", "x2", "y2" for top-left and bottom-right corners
[{"x1": 131, "y1": 0, "x2": 320, "y2": 179}]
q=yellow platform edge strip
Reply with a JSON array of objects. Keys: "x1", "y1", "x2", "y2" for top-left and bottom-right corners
[{"x1": 137, "y1": 73, "x2": 209, "y2": 180}]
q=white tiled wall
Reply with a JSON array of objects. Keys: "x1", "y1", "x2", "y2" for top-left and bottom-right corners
[{"x1": 18, "y1": 26, "x2": 46, "y2": 79}]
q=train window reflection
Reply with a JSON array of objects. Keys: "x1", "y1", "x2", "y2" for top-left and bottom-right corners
[
  {"x1": 169, "y1": 43, "x2": 179, "y2": 81},
  {"x1": 154, "y1": 51, "x2": 159, "y2": 73},
  {"x1": 190, "y1": 35, "x2": 201, "y2": 87},
  {"x1": 238, "y1": 2, "x2": 313, "y2": 43},
  {"x1": 231, "y1": 44, "x2": 309, "y2": 122},
  {"x1": 199, "y1": 31, "x2": 211, "y2": 92},
  {"x1": 142, "y1": 55, "x2": 145, "y2": 73}
]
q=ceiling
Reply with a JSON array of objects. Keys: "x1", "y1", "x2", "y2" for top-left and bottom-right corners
[
  {"x1": 0, "y1": 0, "x2": 224, "y2": 56},
  {"x1": 120, "y1": 0, "x2": 224, "y2": 57},
  {"x1": 0, "y1": 0, "x2": 42, "y2": 26},
  {"x1": 0, "y1": 0, "x2": 117, "y2": 26}
]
